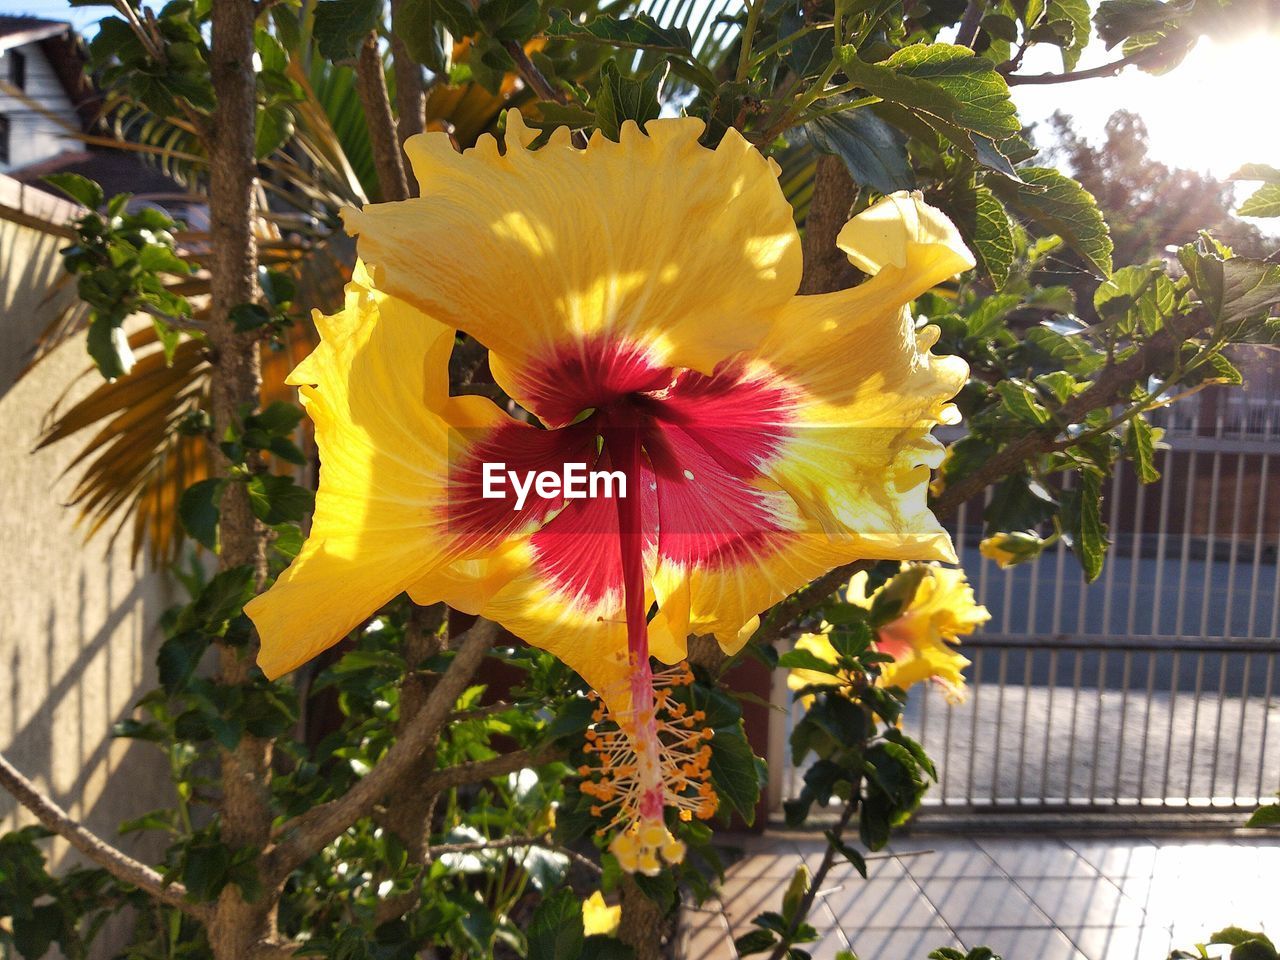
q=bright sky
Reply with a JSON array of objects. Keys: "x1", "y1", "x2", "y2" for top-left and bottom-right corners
[
  {"x1": 5, "y1": 0, "x2": 1278, "y2": 181},
  {"x1": 1012, "y1": 27, "x2": 1280, "y2": 180}
]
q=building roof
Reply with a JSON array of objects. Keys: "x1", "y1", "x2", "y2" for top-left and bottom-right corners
[
  {"x1": 0, "y1": 15, "x2": 71, "y2": 52},
  {"x1": 0, "y1": 15, "x2": 99, "y2": 126}
]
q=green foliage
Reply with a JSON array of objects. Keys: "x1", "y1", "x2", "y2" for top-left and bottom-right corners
[
  {"x1": 47, "y1": 178, "x2": 193, "y2": 379},
  {"x1": 1170, "y1": 928, "x2": 1277, "y2": 960}
]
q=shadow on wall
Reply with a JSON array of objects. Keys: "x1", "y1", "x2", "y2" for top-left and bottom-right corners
[{"x1": 1, "y1": 175, "x2": 178, "y2": 955}]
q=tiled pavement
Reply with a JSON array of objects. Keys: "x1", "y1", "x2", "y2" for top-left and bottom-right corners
[{"x1": 677, "y1": 833, "x2": 1279, "y2": 960}]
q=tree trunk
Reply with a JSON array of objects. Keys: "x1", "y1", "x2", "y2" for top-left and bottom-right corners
[
  {"x1": 356, "y1": 31, "x2": 411, "y2": 203},
  {"x1": 797, "y1": 155, "x2": 862, "y2": 295},
  {"x1": 208, "y1": 1, "x2": 275, "y2": 956},
  {"x1": 390, "y1": 0, "x2": 426, "y2": 198},
  {"x1": 618, "y1": 875, "x2": 667, "y2": 960}
]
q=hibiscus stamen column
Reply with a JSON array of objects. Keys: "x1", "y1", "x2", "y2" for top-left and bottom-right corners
[{"x1": 599, "y1": 409, "x2": 686, "y2": 874}]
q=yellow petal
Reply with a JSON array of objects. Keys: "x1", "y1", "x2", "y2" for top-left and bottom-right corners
[
  {"x1": 247, "y1": 272, "x2": 503, "y2": 679},
  {"x1": 343, "y1": 113, "x2": 801, "y2": 424},
  {"x1": 582, "y1": 892, "x2": 621, "y2": 937}
]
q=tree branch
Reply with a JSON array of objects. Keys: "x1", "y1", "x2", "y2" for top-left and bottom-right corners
[
  {"x1": 355, "y1": 31, "x2": 411, "y2": 202},
  {"x1": 1005, "y1": 50, "x2": 1150, "y2": 85},
  {"x1": 954, "y1": 0, "x2": 986, "y2": 48},
  {"x1": 0, "y1": 752, "x2": 211, "y2": 921},
  {"x1": 417, "y1": 742, "x2": 565, "y2": 796},
  {"x1": 264, "y1": 619, "x2": 501, "y2": 879}
]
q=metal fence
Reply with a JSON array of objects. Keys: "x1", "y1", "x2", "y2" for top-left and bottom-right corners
[{"x1": 774, "y1": 380, "x2": 1280, "y2": 814}]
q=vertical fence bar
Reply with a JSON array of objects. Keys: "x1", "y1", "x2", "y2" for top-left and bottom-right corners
[
  {"x1": 1113, "y1": 650, "x2": 1133, "y2": 804},
  {"x1": 966, "y1": 650, "x2": 983, "y2": 805},
  {"x1": 1162, "y1": 651, "x2": 1181, "y2": 804},
  {"x1": 1174, "y1": 408, "x2": 1201, "y2": 638},
  {"x1": 1185, "y1": 652, "x2": 1207, "y2": 803},
  {"x1": 1257, "y1": 654, "x2": 1275, "y2": 803},
  {"x1": 1064, "y1": 650, "x2": 1084, "y2": 803},
  {"x1": 1040, "y1": 649, "x2": 1059, "y2": 804},
  {"x1": 1232, "y1": 654, "x2": 1252, "y2": 803},
  {"x1": 991, "y1": 648, "x2": 1008, "y2": 803},
  {"x1": 1089, "y1": 651, "x2": 1107, "y2": 804},
  {"x1": 1197, "y1": 413, "x2": 1225, "y2": 638},
  {"x1": 1151, "y1": 443, "x2": 1176, "y2": 637},
  {"x1": 1136, "y1": 652, "x2": 1157, "y2": 804},
  {"x1": 1015, "y1": 649, "x2": 1033, "y2": 806}
]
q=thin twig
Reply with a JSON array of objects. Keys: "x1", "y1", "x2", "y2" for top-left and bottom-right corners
[
  {"x1": 424, "y1": 834, "x2": 602, "y2": 875},
  {"x1": 500, "y1": 40, "x2": 590, "y2": 149},
  {"x1": 0, "y1": 752, "x2": 211, "y2": 921},
  {"x1": 1005, "y1": 50, "x2": 1151, "y2": 85}
]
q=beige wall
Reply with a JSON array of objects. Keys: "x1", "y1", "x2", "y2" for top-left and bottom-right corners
[{"x1": 1, "y1": 175, "x2": 176, "y2": 948}]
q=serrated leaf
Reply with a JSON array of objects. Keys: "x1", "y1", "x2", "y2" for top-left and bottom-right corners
[
  {"x1": 1125, "y1": 417, "x2": 1160, "y2": 484},
  {"x1": 1045, "y1": 0, "x2": 1091, "y2": 69},
  {"x1": 313, "y1": 0, "x2": 380, "y2": 61},
  {"x1": 709, "y1": 722, "x2": 763, "y2": 825},
  {"x1": 1070, "y1": 471, "x2": 1108, "y2": 582},
  {"x1": 594, "y1": 59, "x2": 666, "y2": 141},
  {"x1": 992, "y1": 167, "x2": 1113, "y2": 276},
  {"x1": 545, "y1": 10, "x2": 694, "y2": 53},
  {"x1": 1178, "y1": 244, "x2": 1280, "y2": 326},
  {"x1": 839, "y1": 43, "x2": 1020, "y2": 141},
  {"x1": 947, "y1": 185, "x2": 1014, "y2": 288},
  {"x1": 477, "y1": 0, "x2": 540, "y2": 42},
  {"x1": 803, "y1": 106, "x2": 915, "y2": 195},
  {"x1": 1238, "y1": 183, "x2": 1280, "y2": 219}
]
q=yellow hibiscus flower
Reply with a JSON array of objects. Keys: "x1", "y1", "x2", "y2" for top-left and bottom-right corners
[
  {"x1": 582, "y1": 891, "x2": 621, "y2": 936},
  {"x1": 786, "y1": 565, "x2": 987, "y2": 704},
  {"x1": 245, "y1": 113, "x2": 972, "y2": 872}
]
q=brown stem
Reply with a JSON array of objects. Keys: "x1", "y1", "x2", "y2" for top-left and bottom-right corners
[
  {"x1": 500, "y1": 40, "x2": 590, "y2": 149},
  {"x1": 1005, "y1": 50, "x2": 1150, "y2": 85},
  {"x1": 417, "y1": 743, "x2": 564, "y2": 795},
  {"x1": 0, "y1": 752, "x2": 210, "y2": 921},
  {"x1": 618, "y1": 874, "x2": 666, "y2": 960},
  {"x1": 390, "y1": 0, "x2": 426, "y2": 148},
  {"x1": 355, "y1": 30, "x2": 411, "y2": 202},
  {"x1": 954, "y1": 0, "x2": 986, "y2": 48},
  {"x1": 263, "y1": 619, "x2": 500, "y2": 880},
  {"x1": 797, "y1": 154, "x2": 862, "y2": 295},
  {"x1": 208, "y1": 1, "x2": 277, "y2": 956}
]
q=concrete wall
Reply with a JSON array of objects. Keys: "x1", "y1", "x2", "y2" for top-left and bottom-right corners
[
  {"x1": 0, "y1": 41, "x2": 79, "y2": 174},
  {"x1": 0, "y1": 175, "x2": 175, "y2": 951}
]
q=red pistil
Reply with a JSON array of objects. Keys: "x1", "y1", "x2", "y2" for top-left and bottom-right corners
[{"x1": 602, "y1": 409, "x2": 664, "y2": 822}]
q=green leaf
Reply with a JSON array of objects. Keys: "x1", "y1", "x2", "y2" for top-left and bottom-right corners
[
  {"x1": 246, "y1": 474, "x2": 314, "y2": 525},
  {"x1": 838, "y1": 44, "x2": 1020, "y2": 141},
  {"x1": 477, "y1": 0, "x2": 540, "y2": 42},
  {"x1": 528, "y1": 889, "x2": 584, "y2": 960},
  {"x1": 158, "y1": 631, "x2": 208, "y2": 692},
  {"x1": 1067, "y1": 471, "x2": 1108, "y2": 582},
  {"x1": 709, "y1": 722, "x2": 764, "y2": 825},
  {"x1": 312, "y1": 0, "x2": 380, "y2": 61},
  {"x1": 397, "y1": 0, "x2": 478, "y2": 71},
  {"x1": 247, "y1": 401, "x2": 305, "y2": 438},
  {"x1": 594, "y1": 59, "x2": 667, "y2": 141},
  {"x1": 191, "y1": 565, "x2": 258, "y2": 628},
  {"x1": 1125, "y1": 417, "x2": 1160, "y2": 484},
  {"x1": 1045, "y1": 0, "x2": 1091, "y2": 69},
  {"x1": 803, "y1": 106, "x2": 915, "y2": 196},
  {"x1": 545, "y1": 10, "x2": 695, "y2": 54},
  {"x1": 1179, "y1": 243, "x2": 1280, "y2": 326},
  {"x1": 735, "y1": 929, "x2": 779, "y2": 956},
  {"x1": 947, "y1": 185, "x2": 1014, "y2": 289},
  {"x1": 1239, "y1": 183, "x2": 1280, "y2": 218},
  {"x1": 991, "y1": 167, "x2": 1113, "y2": 276},
  {"x1": 254, "y1": 102, "x2": 295, "y2": 159},
  {"x1": 1245, "y1": 802, "x2": 1280, "y2": 828},
  {"x1": 179, "y1": 478, "x2": 223, "y2": 551},
  {"x1": 777, "y1": 649, "x2": 842, "y2": 676},
  {"x1": 1094, "y1": 263, "x2": 1175, "y2": 334},
  {"x1": 42, "y1": 172, "x2": 103, "y2": 209}
]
